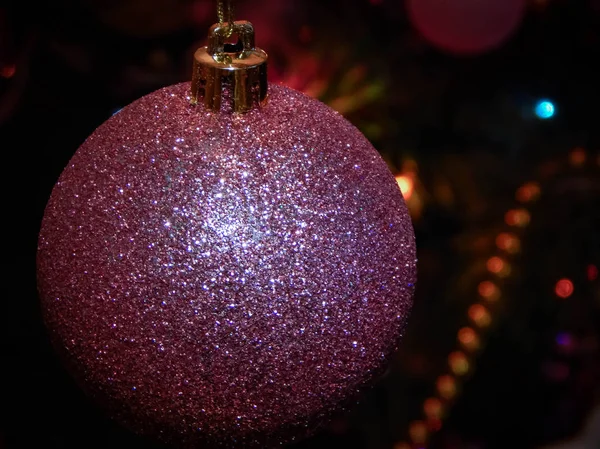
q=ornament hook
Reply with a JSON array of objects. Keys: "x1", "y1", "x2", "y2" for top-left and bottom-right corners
[
  {"x1": 217, "y1": 0, "x2": 235, "y2": 38},
  {"x1": 190, "y1": 21, "x2": 268, "y2": 113}
]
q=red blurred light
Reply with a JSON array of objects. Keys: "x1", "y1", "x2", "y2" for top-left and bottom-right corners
[
  {"x1": 555, "y1": 279, "x2": 574, "y2": 299},
  {"x1": 587, "y1": 264, "x2": 598, "y2": 281},
  {"x1": 0, "y1": 65, "x2": 16, "y2": 78}
]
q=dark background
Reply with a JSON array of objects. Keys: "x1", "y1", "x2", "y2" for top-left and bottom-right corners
[{"x1": 2, "y1": 1, "x2": 599, "y2": 448}]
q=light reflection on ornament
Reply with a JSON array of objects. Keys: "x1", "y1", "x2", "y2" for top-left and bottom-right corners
[
  {"x1": 555, "y1": 279, "x2": 574, "y2": 299},
  {"x1": 436, "y1": 375, "x2": 457, "y2": 399},
  {"x1": 468, "y1": 304, "x2": 491, "y2": 328},
  {"x1": 478, "y1": 281, "x2": 501, "y2": 302}
]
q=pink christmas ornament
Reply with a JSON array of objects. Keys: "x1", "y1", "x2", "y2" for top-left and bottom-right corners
[{"x1": 37, "y1": 16, "x2": 416, "y2": 449}]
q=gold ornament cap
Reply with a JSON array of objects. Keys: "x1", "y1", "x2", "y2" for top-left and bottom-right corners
[{"x1": 190, "y1": 20, "x2": 268, "y2": 113}]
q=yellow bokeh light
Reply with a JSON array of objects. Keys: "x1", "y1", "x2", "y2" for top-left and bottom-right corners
[
  {"x1": 448, "y1": 351, "x2": 470, "y2": 376},
  {"x1": 395, "y1": 175, "x2": 414, "y2": 200},
  {"x1": 436, "y1": 375, "x2": 457, "y2": 400},
  {"x1": 469, "y1": 304, "x2": 492, "y2": 328}
]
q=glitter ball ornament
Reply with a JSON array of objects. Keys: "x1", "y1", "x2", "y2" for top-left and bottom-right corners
[{"x1": 37, "y1": 13, "x2": 416, "y2": 449}]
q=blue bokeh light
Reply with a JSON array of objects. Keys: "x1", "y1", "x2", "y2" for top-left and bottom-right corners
[{"x1": 534, "y1": 100, "x2": 555, "y2": 119}]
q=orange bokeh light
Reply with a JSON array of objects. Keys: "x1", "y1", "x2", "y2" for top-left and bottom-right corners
[
  {"x1": 516, "y1": 182, "x2": 541, "y2": 203},
  {"x1": 505, "y1": 209, "x2": 531, "y2": 227},
  {"x1": 555, "y1": 279, "x2": 574, "y2": 299},
  {"x1": 448, "y1": 351, "x2": 470, "y2": 376},
  {"x1": 423, "y1": 397, "x2": 443, "y2": 419},
  {"x1": 478, "y1": 281, "x2": 500, "y2": 302},
  {"x1": 487, "y1": 256, "x2": 504, "y2": 273},
  {"x1": 496, "y1": 232, "x2": 520, "y2": 254},
  {"x1": 569, "y1": 148, "x2": 586, "y2": 166},
  {"x1": 469, "y1": 304, "x2": 492, "y2": 327},
  {"x1": 436, "y1": 375, "x2": 457, "y2": 399},
  {"x1": 487, "y1": 257, "x2": 511, "y2": 277},
  {"x1": 395, "y1": 175, "x2": 414, "y2": 200},
  {"x1": 409, "y1": 420, "x2": 428, "y2": 444},
  {"x1": 458, "y1": 327, "x2": 480, "y2": 351}
]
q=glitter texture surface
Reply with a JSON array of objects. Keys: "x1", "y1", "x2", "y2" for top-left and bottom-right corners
[{"x1": 37, "y1": 83, "x2": 416, "y2": 448}]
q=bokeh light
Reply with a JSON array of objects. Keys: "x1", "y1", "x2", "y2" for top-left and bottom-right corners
[
  {"x1": 569, "y1": 147, "x2": 587, "y2": 166},
  {"x1": 534, "y1": 99, "x2": 555, "y2": 119},
  {"x1": 395, "y1": 175, "x2": 414, "y2": 200},
  {"x1": 486, "y1": 256, "x2": 511, "y2": 277},
  {"x1": 478, "y1": 281, "x2": 501, "y2": 302},
  {"x1": 448, "y1": 351, "x2": 470, "y2": 376},
  {"x1": 496, "y1": 232, "x2": 521, "y2": 254},
  {"x1": 406, "y1": 0, "x2": 526, "y2": 55},
  {"x1": 505, "y1": 209, "x2": 531, "y2": 227},
  {"x1": 468, "y1": 304, "x2": 492, "y2": 327},
  {"x1": 408, "y1": 420, "x2": 428, "y2": 444},
  {"x1": 555, "y1": 332, "x2": 576, "y2": 354},
  {"x1": 515, "y1": 182, "x2": 541, "y2": 203},
  {"x1": 458, "y1": 327, "x2": 480, "y2": 351},
  {"x1": 587, "y1": 264, "x2": 598, "y2": 281},
  {"x1": 436, "y1": 375, "x2": 457, "y2": 399},
  {"x1": 555, "y1": 278, "x2": 574, "y2": 299},
  {"x1": 0, "y1": 65, "x2": 16, "y2": 79},
  {"x1": 423, "y1": 397, "x2": 443, "y2": 419}
]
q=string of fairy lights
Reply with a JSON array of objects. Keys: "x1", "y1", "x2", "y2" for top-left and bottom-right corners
[{"x1": 393, "y1": 147, "x2": 599, "y2": 449}]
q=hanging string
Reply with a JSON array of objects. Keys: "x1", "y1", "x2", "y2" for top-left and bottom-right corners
[{"x1": 217, "y1": 0, "x2": 235, "y2": 37}]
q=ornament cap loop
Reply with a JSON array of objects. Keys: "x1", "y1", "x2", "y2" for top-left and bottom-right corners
[{"x1": 191, "y1": 20, "x2": 268, "y2": 113}]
